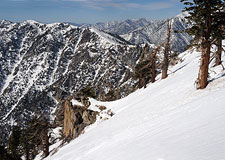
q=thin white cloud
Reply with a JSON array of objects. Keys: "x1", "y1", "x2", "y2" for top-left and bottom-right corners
[
  {"x1": 126, "y1": 2, "x2": 174, "y2": 10},
  {"x1": 65, "y1": 0, "x2": 87, "y2": 1},
  {"x1": 64, "y1": 0, "x2": 114, "y2": 2},
  {"x1": 62, "y1": 0, "x2": 174, "y2": 10},
  {"x1": 7, "y1": 0, "x2": 27, "y2": 1}
]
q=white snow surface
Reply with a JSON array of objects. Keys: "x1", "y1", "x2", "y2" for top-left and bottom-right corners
[
  {"x1": 71, "y1": 99, "x2": 83, "y2": 107},
  {"x1": 45, "y1": 47, "x2": 225, "y2": 160}
]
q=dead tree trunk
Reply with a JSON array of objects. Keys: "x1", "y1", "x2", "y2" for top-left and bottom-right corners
[
  {"x1": 25, "y1": 141, "x2": 30, "y2": 160},
  {"x1": 151, "y1": 58, "x2": 156, "y2": 83},
  {"x1": 37, "y1": 117, "x2": 50, "y2": 158},
  {"x1": 98, "y1": 87, "x2": 103, "y2": 101},
  {"x1": 139, "y1": 72, "x2": 143, "y2": 89},
  {"x1": 196, "y1": 16, "x2": 212, "y2": 89},
  {"x1": 161, "y1": 20, "x2": 171, "y2": 79},
  {"x1": 216, "y1": 39, "x2": 222, "y2": 66},
  {"x1": 151, "y1": 46, "x2": 160, "y2": 83},
  {"x1": 43, "y1": 129, "x2": 49, "y2": 158}
]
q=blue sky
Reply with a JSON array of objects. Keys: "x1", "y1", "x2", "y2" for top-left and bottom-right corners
[{"x1": 0, "y1": 0, "x2": 184, "y2": 24}]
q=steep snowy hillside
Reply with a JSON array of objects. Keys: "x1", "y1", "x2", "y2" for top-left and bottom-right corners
[
  {"x1": 121, "y1": 13, "x2": 192, "y2": 52},
  {"x1": 0, "y1": 20, "x2": 142, "y2": 144},
  {"x1": 44, "y1": 44, "x2": 225, "y2": 160}
]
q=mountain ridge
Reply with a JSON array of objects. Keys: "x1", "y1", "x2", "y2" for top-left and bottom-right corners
[
  {"x1": 77, "y1": 12, "x2": 192, "y2": 52},
  {"x1": 0, "y1": 20, "x2": 142, "y2": 144},
  {"x1": 0, "y1": 12, "x2": 191, "y2": 145}
]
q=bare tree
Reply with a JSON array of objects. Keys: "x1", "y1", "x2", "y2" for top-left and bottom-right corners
[
  {"x1": 151, "y1": 46, "x2": 160, "y2": 83},
  {"x1": 215, "y1": 39, "x2": 223, "y2": 66},
  {"x1": 161, "y1": 19, "x2": 171, "y2": 79},
  {"x1": 138, "y1": 71, "x2": 143, "y2": 89},
  {"x1": 139, "y1": 46, "x2": 160, "y2": 84}
]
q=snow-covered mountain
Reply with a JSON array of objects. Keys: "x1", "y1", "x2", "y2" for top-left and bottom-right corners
[
  {"x1": 0, "y1": 20, "x2": 142, "y2": 144},
  {"x1": 86, "y1": 13, "x2": 192, "y2": 52},
  {"x1": 121, "y1": 13, "x2": 192, "y2": 52},
  {"x1": 82, "y1": 18, "x2": 152, "y2": 35},
  {"x1": 44, "y1": 42, "x2": 225, "y2": 160}
]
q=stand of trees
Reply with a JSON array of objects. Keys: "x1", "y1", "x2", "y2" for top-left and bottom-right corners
[
  {"x1": 181, "y1": 0, "x2": 225, "y2": 89},
  {"x1": 0, "y1": 145, "x2": 14, "y2": 160},
  {"x1": 3, "y1": 116, "x2": 52, "y2": 160},
  {"x1": 135, "y1": 45, "x2": 161, "y2": 88},
  {"x1": 135, "y1": 19, "x2": 172, "y2": 88},
  {"x1": 135, "y1": 0, "x2": 225, "y2": 90}
]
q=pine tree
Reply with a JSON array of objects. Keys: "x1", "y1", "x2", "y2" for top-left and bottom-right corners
[
  {"x1": 20, "y1": 126, "x2": 38, "y2": 160},
  {"x1": 181, "y1": 0, "x2": 225, "y2": 89},
  {"x1": 26, "y1": 116, "x2": 42, "y2": 159},
  {"x1": 0, "y1": 145, "x2": 13, "y2": 160},
  {"x1": 19, "y1": 129, "x2": 31, "y2": 160},
  {"x1": 80, "y1": 85, "x2": 96, "y2": 98},
  {"x1": 8, "y1": 126, "x2": 22, "y2": 160},
  {"x1": 23, "y1": 115, "x2": 51, "y2": 159},
  {"x1": 104, "y1": 89, "x2": 117, "y2": 101},
  {"x1": 211, "y1": 7, "x2": 225, "y2": 66},
  {"x1": 32, "y1": 116, "x2": 50, "y2": 158}
]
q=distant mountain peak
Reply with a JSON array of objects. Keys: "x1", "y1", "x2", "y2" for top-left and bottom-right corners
[
  {"x1": 82, "y1": 14, "x2": 191, "y2": 51},
  {"x1": 175, "y1": 11, "x2": 189, "y2": 19}
]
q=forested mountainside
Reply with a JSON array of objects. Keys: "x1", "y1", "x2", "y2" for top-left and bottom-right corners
[
  {"x1": 0, "y1": 20, "x2": 142, "y2": 144},
  {"x1": 86, "y1": 13, "x2": 192, "y2": 52}
]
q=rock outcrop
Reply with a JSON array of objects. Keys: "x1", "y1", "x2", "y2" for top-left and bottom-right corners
[{"x1": 63, "y1": 99, "x2": 98, "y2": 140}]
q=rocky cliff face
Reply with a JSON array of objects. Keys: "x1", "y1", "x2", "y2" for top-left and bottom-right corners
[
  {"x1": 63, "y1": 99, "x2": 98, "y2": 140},
  {"x1": 0, "y1": 20, "x2": 142, "y2": 144}
]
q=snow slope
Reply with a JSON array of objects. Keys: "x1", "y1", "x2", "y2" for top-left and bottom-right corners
[{"x1": 44, "y1": 46, "x2": 225, "y2": 160}]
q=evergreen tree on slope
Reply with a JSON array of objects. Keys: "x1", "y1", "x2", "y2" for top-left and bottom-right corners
[{"x1": 181, "y1": 0, "x2": 225, "y2": 89}]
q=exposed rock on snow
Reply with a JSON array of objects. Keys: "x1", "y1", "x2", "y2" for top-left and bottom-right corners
[{"x1": 63, "y1": 99, "x2": 98, "y2": 140}]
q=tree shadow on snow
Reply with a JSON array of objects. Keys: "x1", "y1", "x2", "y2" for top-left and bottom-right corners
[{"x1": 208, "y1": 72, "x2": 225, "y2": 84}]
